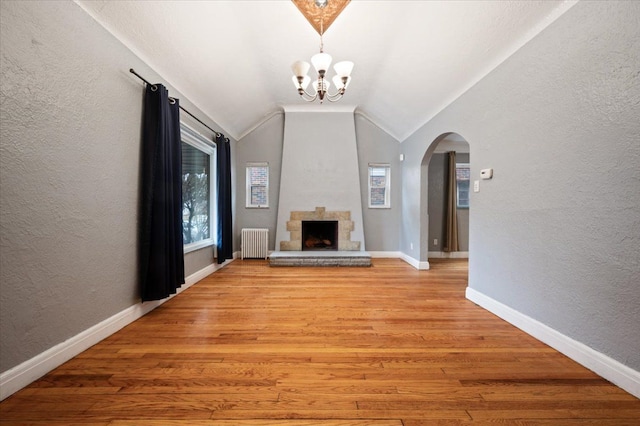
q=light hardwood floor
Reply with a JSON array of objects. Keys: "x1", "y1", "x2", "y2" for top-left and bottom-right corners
[{"x1": 1, "y1": 258, "x2": 638, "y2": 425}]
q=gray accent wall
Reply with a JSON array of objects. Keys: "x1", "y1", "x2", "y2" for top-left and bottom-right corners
[
  {"x1": 354, "y1": 113, "x2": 401, "y2": 252},
  {"x1": 401, "y1": 1, "x2": 640, "y2": 370},
  {"x1": 0, "y1": 1, "x2": 234, "y2": 373},
  {"x1": 236, "y1": 110, "x2": 401, "y2": 252},
  {"x1": 275, "y1": 107, "x2": 365, "y2": 250},
  {"x1": 234, "y1": 112, "x2": 284, "y2": 251}
]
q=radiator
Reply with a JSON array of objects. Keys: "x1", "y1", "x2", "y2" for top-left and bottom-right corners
[{"x1": 241, "y1": 228, "x2": 269, "y2": 259}]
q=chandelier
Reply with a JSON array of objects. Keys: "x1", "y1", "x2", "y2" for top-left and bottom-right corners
[{"x1": 290, "y1": 9, "x2": 353, "y2": 103}]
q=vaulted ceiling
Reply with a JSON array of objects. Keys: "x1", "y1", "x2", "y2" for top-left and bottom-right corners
[{"x1": 76, "y1": 0, "x2": 576, "y2": 141}]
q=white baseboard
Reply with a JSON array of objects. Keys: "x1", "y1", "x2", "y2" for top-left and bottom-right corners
[
  {"x1": 466, "y1": 287, "x2": 640, "y2": 399},
  {"x1": 368, "y1": 251, "x2": 402, "y2": 258},
  {"x1": 0, "y1": 259, "x2": 234, "y2": 401},
  {"x1": 428, "y1": 251, "x2": 469, "y2": 259},
  {"x1": 400, "y1": 253, "x2": 430, "y2": 270}
]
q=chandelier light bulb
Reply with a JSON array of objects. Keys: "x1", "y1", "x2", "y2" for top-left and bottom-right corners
[
  {"x1": 291, "y1": 60, "x2": 311, "y2": 78},
  {"x1": 311, "y1": 52, "x2": 332, "y2": 74},
  {"x1": 300, "y1": 75, "x2": 311, "y2": 90},
  {"x1": 333, "y1": 61, "x2": 354, "y2": 78},
  {"x1": 291, "y1": 75, "x2": 311, "y2": 90}
]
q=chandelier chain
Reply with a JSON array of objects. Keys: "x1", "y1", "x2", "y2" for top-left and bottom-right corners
[{"x1": 319, "y1": 19, "x2": 324, "y2": 52}]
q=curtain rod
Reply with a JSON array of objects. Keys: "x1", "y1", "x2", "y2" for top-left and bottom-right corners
[{"x1": 129, "y1": 68, "x2": 224, "y2": 139}]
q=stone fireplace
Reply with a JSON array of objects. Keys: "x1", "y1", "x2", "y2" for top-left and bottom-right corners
[
  {"x1": 280, "y1": 207, "x2": 361, "y2": 251},
  {"x1": 274, "y1": 107, "x2": 365, "y2": 252},
  {"x1": 302, "y1": 220, "x2": 338, "y2": 251},
  {"x1": 270, "y1": 107, "x2": 368, "y2": 266}
]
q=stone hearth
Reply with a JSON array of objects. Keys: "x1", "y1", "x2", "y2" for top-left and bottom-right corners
[
  {"x1": 269, "y1": 250, "x2": 371, "y2": 267},
  {"x1": 271, "y1": 207, "x2": 370, "y2": 266}
]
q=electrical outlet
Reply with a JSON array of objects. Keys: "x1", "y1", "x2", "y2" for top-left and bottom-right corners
[
  {"x1": 433, "y1": 239, "x2": 438, "y2": 246},
  {"x1": 410, "y1": 243, "x2": 413, "y2": 250}
]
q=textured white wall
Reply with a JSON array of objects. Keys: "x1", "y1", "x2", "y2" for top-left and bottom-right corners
[
  {"x1": 401, "y1": 0, "x2": 640, "y2": 370},
  {"x1": 275, "y1": 107, "x2": 365, "y2": 250},
  {"x1": 0, "y1": 1, "x2": 230, "y2": 373},
  {"x1": 0, "y1": 0, "x2": 142, "y2": 373}
]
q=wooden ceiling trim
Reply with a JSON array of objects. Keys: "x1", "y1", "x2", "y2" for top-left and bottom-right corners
[{"x1": 291, "y1": 0, "x2": 351, "y2": 35}]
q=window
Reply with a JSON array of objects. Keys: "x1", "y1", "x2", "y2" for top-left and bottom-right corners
[
  {"x1": 456, "y1": 162, "x2": 470, "y2": 209},
  {"x1": 368, "y1": 164, "x2": 390, "y2": 208},
  {"x1": 181, "y1": 123, "x2": 216, "y2": 253},
  {"x1": 246, "y1": 163, "x2": 269, "y2": 208}
]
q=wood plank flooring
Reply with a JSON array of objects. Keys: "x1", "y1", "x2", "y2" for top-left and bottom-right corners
[{"x1": 1, "y1": 258, "x2": 639, "y2": 425}]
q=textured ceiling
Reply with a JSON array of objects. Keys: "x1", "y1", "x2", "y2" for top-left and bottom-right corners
[{"x1": 75, "y1": 0, "x2": 577, "y2": 141}]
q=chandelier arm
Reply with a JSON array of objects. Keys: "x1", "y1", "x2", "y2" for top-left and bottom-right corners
[
  {"x1": 297, "y1": 87, "x2": 319, "y2": 102},
  {"x1": 325, "y1": 93, "x2": 344, "y2": 102},
  {"x1": 324, "y1": 88, "x2": 346, "y2": 102}
]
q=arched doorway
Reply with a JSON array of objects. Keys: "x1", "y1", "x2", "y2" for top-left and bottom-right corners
[{"x1": 419, "y1": 132, "x2": 471, "y2": 265}]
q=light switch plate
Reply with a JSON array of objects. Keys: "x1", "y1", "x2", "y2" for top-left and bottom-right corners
[{"x1": 474, "y1": 180, "x2": 480, "y2": 192}]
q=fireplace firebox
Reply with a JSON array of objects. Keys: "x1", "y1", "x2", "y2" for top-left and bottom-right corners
[{"x1": 301, "y1": 221, "x2": 338, "y2": 251}]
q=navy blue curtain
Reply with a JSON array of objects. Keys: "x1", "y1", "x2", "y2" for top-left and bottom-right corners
[
  {"x1": 140, "y1": 84, "x2": 185, "y2": 301},
  {"x1": 216, "y1": 134, "x2": 233, "y2": 263}
]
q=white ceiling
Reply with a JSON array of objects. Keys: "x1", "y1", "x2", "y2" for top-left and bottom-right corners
[{"x1": 75, "y1": 0, "x2": 577, "y2": 141}]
